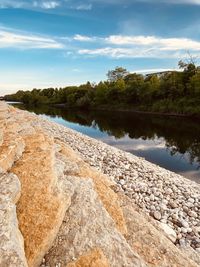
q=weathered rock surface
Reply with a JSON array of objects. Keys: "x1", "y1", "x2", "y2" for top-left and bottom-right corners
[
  {"x1": 67, "y1": 248, "x2": 110, "y2": 267},
  {"x1": 43, "y1": 176, "x2": 146, "y2": 267},
  {"x1": 11, "y1": 132, "x2": 74, "y2": 267},
  {"x1": 0, "y1": 173, "x2": 28, "y2": 267},
  {"x1": 56, "y1": 141, "x2": 127, "y2": 235},
  {"x1": 119, "y1": 193, "x2": 198, "y2": 267},
  {"x1": 0, "y1": 102, "x2": 200, "y2": 267}
]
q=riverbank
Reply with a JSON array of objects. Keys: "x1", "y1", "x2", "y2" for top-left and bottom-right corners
[
  {"x1": 36, "y1": 113, "x2": 200, "y2": 247},
  {"x1": 1, "y1": 102, "x2": 200, "y2": 266},
  {"x1": 53, "y1": 103, "x2": 200, "y2": 119},
  {"x1": 6, "y1": 99, "x2": 200, "y2": 119}
]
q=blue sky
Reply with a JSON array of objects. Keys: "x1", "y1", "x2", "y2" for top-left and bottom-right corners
[{"x1": 0, "y1": 0, "x2": 200, "y2": 95}]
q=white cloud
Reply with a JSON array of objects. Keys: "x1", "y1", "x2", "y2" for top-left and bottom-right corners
[
  {"x1": 77, "y1": 34, "x2": 200, "y2": 58},
  {"x1": 132, "y1": 68, "x2": 179, "y2": 74},
  {"x1": 0, "y1": 0, "x2": 60, "y2": 9},
  {"x1": 78, "y1": 47, "x2": 199, "y2": 59},
  {"x1": 75, "y1": 3, "x2": 92, "y2": 10},
  {"x1": 1, "y1": 28, "x2": 200, "y2": 59},
  {"x1": 0, "y1": 29, "x2": 64, "y2": 49},
  {"x1": 33, "y1": 1, "x2": 60, "y2": 9},
  {"x1": 73, "y1": 34, "x2": 96, "y2": 42},
  {"x1": 0, "y1": 0, "x2": 24, "y2": 8},
  {"x1": 106, "y1": 35, "x2": 200, "y2": 51},
  {"x1": 106, "y1": 35, "x2": 157, "y2": 45},
  {"x1": 78, "y1": 47, "x2": 155, "y2": 58}
]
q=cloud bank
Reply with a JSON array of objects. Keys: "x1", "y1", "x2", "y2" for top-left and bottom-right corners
[
  {"x1": 0, "y1": 29, "x2": 63, "y2": 49},
  {"x1": 76, "y1": 34, "x2": 200, "y2": 58},
  {"x1": 1, "y1": 28, "x2": 200, "y2": 59}
]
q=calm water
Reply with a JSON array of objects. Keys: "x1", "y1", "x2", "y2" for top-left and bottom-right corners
[{"x1": 12, "y1": 104, "x2": 200, "y2": 183}]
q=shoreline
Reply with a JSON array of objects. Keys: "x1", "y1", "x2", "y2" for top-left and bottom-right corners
[
  {"x1": 6, "y1": 101, "x2": 200, "y2": 120},
  {"x1": 31, "y1": 111, "x2": 200, "y2": 252},
  {"x1": 53, "y1": 103, "x2": 200, "y2": 120}
]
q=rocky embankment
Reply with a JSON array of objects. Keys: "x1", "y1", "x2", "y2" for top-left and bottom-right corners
[{"x1": 0, "y1": 101, "x2": 200, "y2": 267}]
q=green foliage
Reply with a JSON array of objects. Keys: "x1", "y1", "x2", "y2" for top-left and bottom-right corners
[
  {"x1": 4, "y1": 61, "x2": 200, "y2": 116},
  {"x1": 95, "y1": 82, "x2": 109, "y2": 104},
  {"x1": 107, "y1": 67, "x2": 129, "y2": 82}
]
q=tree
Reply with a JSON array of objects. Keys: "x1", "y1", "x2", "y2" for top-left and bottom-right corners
[
  {"x1": 190, "y1": 72, "x2": 200, "y2": 96},
  {"x1": 178, "y1": 58, "x2": 197, "y2": 94},
  {"x1": 141, "y1": 75, "x2": 160, "y2": 103},
  {"x1": 95, "y1": 81, "x2": 109, "y2": 104},
  {"x1": 124, "y1": 73, "x2": 144, "y2": 104},
  {"x1": 159, "y1": 72, "x2": 184, "y2": 99},
  {"x1": 107, "y1": 67, "x2": 129, "y2": 82}
]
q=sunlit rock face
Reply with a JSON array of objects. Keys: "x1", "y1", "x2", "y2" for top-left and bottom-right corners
[
  {"x1": 0, "y1": 102, "x2": 199, "y2": 267},
  {"x1": 0, "y1": 173, "x2": 28, "y2": 267}
]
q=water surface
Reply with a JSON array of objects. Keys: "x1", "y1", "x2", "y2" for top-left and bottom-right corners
[{"x1": 12, "y1": 104, "x2": 200, "y2": 183}]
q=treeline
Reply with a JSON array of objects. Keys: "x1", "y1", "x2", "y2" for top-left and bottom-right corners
[{"x1": 4, "y1": 60, "x2": 200, "y2": 115}]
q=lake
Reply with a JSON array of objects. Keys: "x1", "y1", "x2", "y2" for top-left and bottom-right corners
[{"x1": 11, "y1": 103, "x2": 200, "y2": 183}]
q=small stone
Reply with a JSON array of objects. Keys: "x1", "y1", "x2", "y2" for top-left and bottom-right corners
[
  {"x1": 159, "y1": 222, "x2": 177, "y2": 243},
  {"x1": 153, "y1": 211, "x2": 162, "y2": 220},
  {"x1": 150, "y1": 194, "x2": 155, "y2": 201},
  {"x1": 187, "y1": 228, "x2": 193, "y2": 233},
  {"x1": 179, "y1": 220, "x2": 189, "y2": 229},
  {"x1": 177, "y1": 233, "x2": 182, "y2": 239},
  {"x1": 171, "y1": 214, "x2": 179, "y2": 221},
  {"x1": 179, "y1": 238, "x2": 187, "y2": 248},
  {"x1": 150, "y1": 205, "x2": 156, "y2": 211},
  {"x1": 188, "y1": 210, "x2": 198, "y2": 218},
  {"x1": 160, "y1": 203, "x2": 167, "y2": 211},
  {"x1": 182, "y1": 206, "x2": 188, "y2": 212},
  {"x1": 154, "y1": 191, "x2": 160, "y2": 197},
  {"x1": 169, "y1": 201, "x2": 178, "y2": 209},
  {"x1": 119, "y1": 179, "x2": 125, "y2": 186},
  {"x1": 162, "y1": 199, "x2": 168, "y2": 205},
  {"x1": 181, "y1": 228, "x2": 188, "y2": 234},
  {"x1": 165, "y1": 188, "x2": 173, "y2": 195},
  {"x1": 188, "y1": 198, "x2": 195, "y2": 204}
]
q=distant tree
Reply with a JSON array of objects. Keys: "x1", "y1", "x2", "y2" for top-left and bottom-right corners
[
  {"x1": 124, "y1": 73, "x2": 144, "y2": 103},
  {"x1": 159, "y1": 72, "x2": 184, "y2": 99},
  {"x1": 178, "y1": 59, "x2": 197, "y2": 94},
  {"x1": 115, "y1": 79, "x2": 126, "y2": 91},
  {"x1": 190, "y1": 72, "x2": 200, "y2": 96},
  {"x1": 107, "y1": 67, "x2": 129, "y2": 82},
  {"x1": 95, "y1": 81, "x2": 109, "y2": 104}
]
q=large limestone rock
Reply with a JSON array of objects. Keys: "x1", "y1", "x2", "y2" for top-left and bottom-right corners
[
  {"x1": 0, "y1": 101, "x2": 9, "y2": 121},
  {"x1": 43, "y1": 176, "x2": 146, "y2": 267},
  {"x1": 11, "y1": 132, "x2": 74, "y2": 267},
  {"x1": 55, "y1": 140, "x2": 127, "y2": 235},
  {"x1": 0, "y1": 128, "x2": 3, "y2": 146},
  {"x1": 0, "y1": 134, "x2": 25, "y2": 174},
  {"x1": 0, "y1": 173, "x2": 28, "y2": 267}
]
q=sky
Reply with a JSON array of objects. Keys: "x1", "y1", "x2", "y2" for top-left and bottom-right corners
[{"x1": 0, "y1": 0, "x2": 200, "y2": 95}]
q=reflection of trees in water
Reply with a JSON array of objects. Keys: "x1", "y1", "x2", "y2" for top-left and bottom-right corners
[{"x1": 14, "y1": 104, "x2": 200, "y2": 167}]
